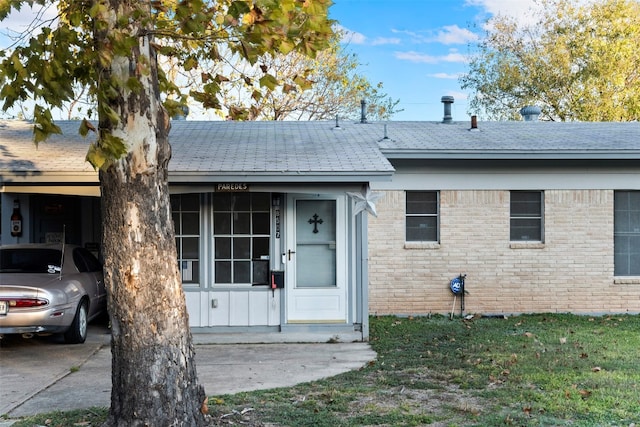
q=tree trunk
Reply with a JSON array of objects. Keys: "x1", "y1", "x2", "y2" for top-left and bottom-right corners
[
  {"x1": 97, "y1": 2, "x2": 207, "y2": 426},
  {"x1": 101, "y1": 152, "x2": 207, "y2": 427}
]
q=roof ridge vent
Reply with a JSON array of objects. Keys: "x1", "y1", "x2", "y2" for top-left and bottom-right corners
[{"x1": 520, "y1": 105, "x2": 541, "y2": 121}]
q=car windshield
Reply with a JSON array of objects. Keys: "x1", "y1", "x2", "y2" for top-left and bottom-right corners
[{"x1": 0, "y1": 248, "x2": 62, "y2": 274}]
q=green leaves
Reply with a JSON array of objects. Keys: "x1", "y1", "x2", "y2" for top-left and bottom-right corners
[
  {"x1": 228, "y1": 1, "x2": 251, "y2": 19},
  {"x1": 461, "y1": 0, "x2": 640, "y2": 121},
  {"x1": 86, "y1": 133, "x2": 128, "y2": 170},
  {"x1": 33, "y1": 105, "x2": 61, "y2": 145},
  {"x1": 258, "y1": 73, "x2": 278, "y2": 91},
  {"x1": 0, "y1": 0, "x2": 335, "y2": 151}
]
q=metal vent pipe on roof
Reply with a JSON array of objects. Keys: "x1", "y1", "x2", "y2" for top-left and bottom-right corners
[
  {"x1": 172, "y1": 105, "x2": 189, "y2": 120},
  {"x1": 520, "y1": 105, "x2": 541, "y2": 121},
  {"x1": 441, "y1": 96, "x2": 454, "y2": 123},
  {"x1": 360, "y1": 99, "x2": 367, "y2": 123}
]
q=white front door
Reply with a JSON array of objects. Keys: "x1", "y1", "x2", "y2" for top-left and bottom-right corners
[{"x1": 285, "y1": 194, "x2": 347, "y2": 323}]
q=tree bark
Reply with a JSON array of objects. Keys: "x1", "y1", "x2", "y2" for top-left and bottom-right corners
[
  {"x1": 101, "y1": 151, "x2": 207, "y2": 427},
  {"x1": 97, "y1": 2, "x2": 207, "y2": 426}
]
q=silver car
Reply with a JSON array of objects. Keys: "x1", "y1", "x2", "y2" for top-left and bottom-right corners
[{"x1": 0, "y1": 243, "x2": 107, "y2": 344}]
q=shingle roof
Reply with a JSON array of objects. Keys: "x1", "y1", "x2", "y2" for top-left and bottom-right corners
[
  {"x1": 0, "y1": 120, "x2": 394, "y2": 184},
  {"x1": 375, "y1": 121, "x2": 640, "y2": 158},
  {"x1": 0, "y1": 120, "x2": 97, "y2": 184},
  {"x1": 1, "y1": 119, "x2": 639, "y2": 186},
  {"x1": 167, "y1": 120, "x2": 394, "y2": 182}
]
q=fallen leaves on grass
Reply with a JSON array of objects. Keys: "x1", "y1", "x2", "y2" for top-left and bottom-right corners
[{"x1": 579, "y1": 389, "x2": 592, "y2": 399}]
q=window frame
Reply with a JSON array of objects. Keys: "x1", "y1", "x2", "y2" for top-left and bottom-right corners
[
  {"x1": 212, "y1": 192, "x2": 271, "y2": 287},
  {"x1": 614, "y1": 190, "x2": 640, "y2": 277},
  {"x1": 405, "y1": 191, "x2": 440, "y2": 243},
  {"x1": 510, "y1": 190, "x2": 544, "y2": 242},
  {"x1": 171, "y1": 193, "x2": 201, "y2": 286}
]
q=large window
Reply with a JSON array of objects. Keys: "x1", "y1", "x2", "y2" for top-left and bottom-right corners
[
  {"x1": 406, "y1": 191, "x2": 439, "y2": 242},
  {"x1": 213, "y1": 192, "x2": 271, "y2": 285},
  {"x1": 614, "y1": 191, "x2": 640, "y2": 276},
  {"x1": 171, "y1": 193, "x2": 200, "y2": 284},
  {"x1": 510, "y1": 191, "x2": 544, "y2": 242}
]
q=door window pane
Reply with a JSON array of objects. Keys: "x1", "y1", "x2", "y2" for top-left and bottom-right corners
[{"x1": 296, "y1": 200, "x2": 336, "y2": 288}]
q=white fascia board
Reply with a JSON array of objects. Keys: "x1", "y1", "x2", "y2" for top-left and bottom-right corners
[
  {"x1": 1, "y1": 184, "x2": 100, "y2": 196},
  {"x1": 168, "y1": 172, "x2": 394, "y2": 183},
  {"x1": 381, "y1": 150, "x2": 640, "y2": 160},
  {"x1": 373, "y1": 169, "x2": 640, "y2": 191},
  {"x1": 1, "y1": 172, "x2": 99, "y2": 184}
]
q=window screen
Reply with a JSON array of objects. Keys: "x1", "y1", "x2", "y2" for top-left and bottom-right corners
[
  {"x1": 510, "y1": 191, "x2": 543, "y2": 242},
  {"x1": 406, "y1": 191, "x2": 439, "y2": 242},
  {"x1": 614, "y1": 191, "x2": 640, "y2": 276}
]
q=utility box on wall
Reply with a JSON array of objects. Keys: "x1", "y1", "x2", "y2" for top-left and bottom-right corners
[{"x1": 270, "y1": 270, "x2": 284, "y2": 289}]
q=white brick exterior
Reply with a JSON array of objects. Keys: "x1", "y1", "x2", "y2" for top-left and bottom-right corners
[{"x1": 368, "y1": 189, "x2": 640, "y2": 316}]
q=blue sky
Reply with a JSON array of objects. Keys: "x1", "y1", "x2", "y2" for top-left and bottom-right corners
[
  {"x1": 0, "y1": 1, "x2": 541, "y2": 122},
  {"x1": 329, "y1": 0, "x2": 538, "y2": 121}
]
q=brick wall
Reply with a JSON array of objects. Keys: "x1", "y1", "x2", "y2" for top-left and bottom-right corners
[{"x1": 368, "y1": 189, "x2": 640, "y2": 316}]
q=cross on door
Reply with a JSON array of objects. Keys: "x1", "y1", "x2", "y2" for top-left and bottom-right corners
[{"x1": 308, "y1": 213, "x2": 323, "y2": 233}]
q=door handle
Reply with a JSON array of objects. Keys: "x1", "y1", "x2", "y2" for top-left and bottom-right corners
[{"x1": 287, "y1": 249, "x2": 296, "y2": 261}]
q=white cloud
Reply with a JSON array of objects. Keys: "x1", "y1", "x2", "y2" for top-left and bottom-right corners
[
  {"x1": 0, "y1": 4, "x2": 58, "y2": 49},
  {"x1": 336, "y1": 25, "x2": 399, "y2": 46},
  {"x1": 391, "y1": 26, "x2": 477, "y2": 45},
  {"x1": 370, "y1": 37, "x2": 401, "y2": 46},
  {"x1": 395, "y1": 50, "x2": 467, "y2": 64},
  {"x1": 435, "y1": 25, "x2": 479, "y2": 45},
  {"x1": 464, "y1": 0, "x2": 541, "y2": 20},
  {"x1": 394, "y1": 51, "x2": 436, "y2": 63},
  {"x1": 0, "y1": 4, "x2": 57, "y2": 33},
  {"x1": 429, "y1": 72, "x2": 464, "y2": 80},
  {"x1": 463, "y1": 0, "x2": 591, "y2": 26},
  {"x1": 444, "y1": 90, "x2": 469, "y2": 101},
  {"x1": 335, "y1": 24, "x2": 367, "y2": 45}
]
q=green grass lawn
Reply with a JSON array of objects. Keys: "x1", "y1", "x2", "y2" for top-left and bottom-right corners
[{"x1": 9, "y1": 314, "x2": 640, "y2": 426}]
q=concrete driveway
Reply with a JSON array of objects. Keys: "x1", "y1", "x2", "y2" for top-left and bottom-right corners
[{"x1": 0, "y1": 322, "x2": 376, "y2": 419}]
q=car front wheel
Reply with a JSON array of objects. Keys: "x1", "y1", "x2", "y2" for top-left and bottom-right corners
[{"x1": 64, "y1": 301, "x2": 88, "y2": 344}]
